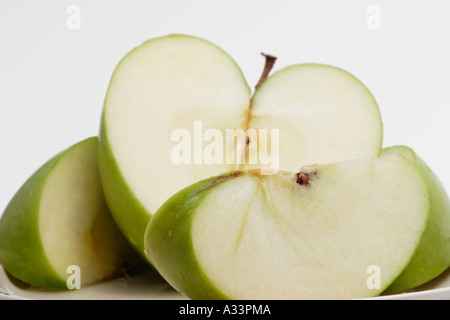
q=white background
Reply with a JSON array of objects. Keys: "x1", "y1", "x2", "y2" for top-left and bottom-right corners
[{"x1": 1, "y1": 0, "x2": 450, "y2": 214}]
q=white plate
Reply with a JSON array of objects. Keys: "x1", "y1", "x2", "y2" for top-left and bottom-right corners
[
  {"x1": 0, "y1": 264, "x2": 186, "y2": 300},
  {"x1": 1, "y1": 263, "x2": 450, "y2": 300}
]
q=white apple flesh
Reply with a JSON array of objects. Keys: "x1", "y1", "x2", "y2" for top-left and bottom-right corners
[
  {"x1": 145, "y1": 153, "x2": 431, "y2": 299},
  {"x1": 99, "y1": 34, "x2": 383, "y2": 257},
  {"x1": 0, "y1": 137, "x2": 136, "y2": 289}
]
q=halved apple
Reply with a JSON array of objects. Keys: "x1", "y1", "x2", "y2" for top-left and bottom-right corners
[
  {"x1": 144, "y1": 151, "x2": 446, "y2": 299},
  {"x1": 99, "y1": 34, "x2": 383, "y2": 256},
  {"x1": 0, "y1": 137, "x2": 137, "y2": 290}
]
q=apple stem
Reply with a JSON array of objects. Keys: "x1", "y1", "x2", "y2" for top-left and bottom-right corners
[
  {"x1": 241, "y1": 52, "x2": 277, "y2": 157},
  {"x1": 252, "y1": 53, "x2": 277, "y2": 99}
]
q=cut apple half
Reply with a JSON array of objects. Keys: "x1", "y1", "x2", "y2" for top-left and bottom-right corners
[
  {"x1": 145, "y1": 152, "x2": 433, "y2": 299},
  {"x1": 99, "y1": 34, "x2": 383, "y2": 256},
  {"x1": 0, "y1": 137, "x2": 136, "y2": 290}
]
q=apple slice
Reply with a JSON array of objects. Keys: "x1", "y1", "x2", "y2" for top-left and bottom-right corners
[
  {"x1": 99, "y1": 34, "x2": 383, "y2": 256},
  {"x1": 381, "y1": 146, "x2": 450, "y2": 294},
  {"x1": 145, "y1": 153, "x2": 435, "y2": 300},
  {"x1": 0, "y1": 137, "x2": 137, "y2": 290}
]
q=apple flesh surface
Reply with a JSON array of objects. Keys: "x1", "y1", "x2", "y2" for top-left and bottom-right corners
[
  {"x1": 145, "y1": 152, "x2": 431, "y2": 299},
  {"x1": 381, "y1": 146, "x2": 450, "y2": 294},
  {"x1": 0, "y1": 137, "x2": 136, "y2": 290},
  {"x1": 99, "y1": 34, "x2": 383, "y2": 257}
]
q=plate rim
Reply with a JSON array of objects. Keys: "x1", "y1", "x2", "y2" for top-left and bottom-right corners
[{"x1": 1, "y1": 264, "x2": 450, "y2": 300}]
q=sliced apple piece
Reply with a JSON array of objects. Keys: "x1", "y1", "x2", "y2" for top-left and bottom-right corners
[
  {"x1": 382, "y1": 146, "x2": 450, "y2": 294},
  {"x1": 99, "y1": 34, "x2": 250, "y2": 256},
  {"x1": 145, "y1": 153, "x2": 434, "y2": 299},
  {"x1": 248, "y1": 63, "x2": 382, "y2": 170},
  {"x1": 0, "y1": 137, "x2": 137, "y2": 290},
  {"x1": 99, "y1": 34, "x2": 383, "y2": 256}
]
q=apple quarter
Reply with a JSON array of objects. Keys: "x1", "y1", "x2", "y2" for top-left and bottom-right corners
[
  {"x1": 0, "y1": 137, "x2": 135, "y2": 289},
  {"x1": 145, "y1": 153, "x2": 430, "y2": 299}
]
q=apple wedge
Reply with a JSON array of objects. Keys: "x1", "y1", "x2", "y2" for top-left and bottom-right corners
[
  {"x1": 0, "y1": 137, "x2": 136, "y2": 290},
  {"x1": 145, "y1": 152, "x2": 437, "y2": 300},
  {"x1": 99, "y1": 34, "x2": 383, "y2": 256},
  {"x1": 381, "y1": 146, "x2": 450, "y2": 294}
]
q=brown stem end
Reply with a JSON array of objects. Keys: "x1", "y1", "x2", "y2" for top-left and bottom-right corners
[
  {"x1": 296, "y1": 170, "x2": 318, "y2": 186},
  {"x1": 253, "y1": 52, "x2": 277, "y2": 95}
]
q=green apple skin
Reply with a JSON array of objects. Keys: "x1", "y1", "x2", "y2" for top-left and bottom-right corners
[
  {"x1": 0, "y1": 148, "x2": 65, "y2": 289},
  {"x1": 0, "y1": 137, "x2": 136, "y2": 290},
  {"x1": 98, "y1": 121, "x2": 150, "y2": 260},
  {"x1": 144, "y1": 171, "x2": 242, "y2": 299},
  {"x1": 382, "y1": 146, "x2": 450, "y2": 293}
]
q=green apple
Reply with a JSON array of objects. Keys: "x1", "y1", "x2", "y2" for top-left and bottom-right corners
[
  {"x1": 381, "y1": 146, "x2": 450, "y2": 294},
  {"x1": 99, "y1": 33, "x2": 383, "y2": 257},
  {"x1": 0, "y1": 137, "x2": 137, "y2": 290},
  {"x1": 144, "y1": 151, "x2": 439, "y2": 299}
]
